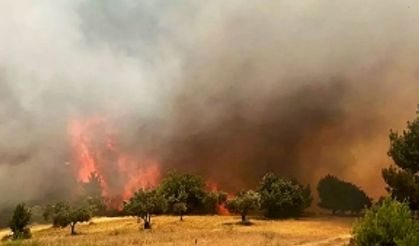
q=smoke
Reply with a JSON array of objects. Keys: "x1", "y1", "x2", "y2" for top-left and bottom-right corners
[{"x1": 0, "y1": 0, "x2": 418, "y2": 212}]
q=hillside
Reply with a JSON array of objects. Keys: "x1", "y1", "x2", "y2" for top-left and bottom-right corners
[{"x1": 1, "y1": 216, "x2": 354, "y2": 246}]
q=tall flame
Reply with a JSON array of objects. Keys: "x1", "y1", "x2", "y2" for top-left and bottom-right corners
[{"x1": 69, "y1": 117, "x2": 160, "y2": 207}]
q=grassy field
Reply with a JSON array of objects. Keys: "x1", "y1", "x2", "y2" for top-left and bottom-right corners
[{"x1": 0, "y1": 216, "x2": 354, "y2": 246}]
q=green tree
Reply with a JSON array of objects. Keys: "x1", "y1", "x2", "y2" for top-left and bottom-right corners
[
  {"x1": 123, "y1": 189, "x2": 167, "y2": 229},
  {"x1": 158, "y1": 171, "x2": 225, "y2": 215},
  {"x1": 44, "y1": 200, "x2": 94, "y2": 235},
  {"x1": 383, "y1": 106, "x2": 419, "y2": 211},
  {"x1": 258, "y1": 172, "x2": 312, "y2": 218},
  {"x1": 173, "y1": 202, "x2": 187, "y2": 221},
  {"x1": 317, "y1": 175, "x2": 371, "y2": 215},
  {"x1": 352, "y1": 197, "x2": 419, "y2": 246},
  {"x1": 9, "y1": 203, "x2": 31, "y2": 240},
  {"x1": 225, "y1": 190, "x2": 260, "y2": 224}
]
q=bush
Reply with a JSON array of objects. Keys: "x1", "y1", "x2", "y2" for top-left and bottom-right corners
[
  {"x1": 258, "y1": 172, "x2": 312, "y2": 218},
  {"x1": 9, "y1": 203, "x2": 31, "y2": 240},
  {"x1": 318, "y1": 175, "x2": 372, "y2": 215},
  {"x1": 352, "y1": 197, "x2": 419, "y2": 246}
]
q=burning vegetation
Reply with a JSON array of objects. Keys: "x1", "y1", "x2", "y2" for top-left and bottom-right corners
[{"x1": 69, "y1": 117, "x2": 161, "y2": 205}]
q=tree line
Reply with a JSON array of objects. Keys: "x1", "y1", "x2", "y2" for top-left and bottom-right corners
[{"x1": 6, "y1": 169, "x2": 374, "y2": 239}]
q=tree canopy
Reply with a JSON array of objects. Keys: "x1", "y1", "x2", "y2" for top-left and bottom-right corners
[
  {"x1": 317, "y1": 175, "x2": 371, "y2": 215},
  {"x1": 225, "y1": 190, "x2": 260, "y2": 224},
  {"x1": 123, "y1": 189, "x2": 167, "y2": 229},
  {"x1": 383, "y1": 106, "x2": 419, "y2": 210},
  {"x1": 258, "y1": 172, "x2": 312, "y2": 218},
  {"x1": 158, "y1": 171, "x2": 226, "y2": 215},
  {"x1": 43, "y1": 200, "x2": 95, "y2": 235}
]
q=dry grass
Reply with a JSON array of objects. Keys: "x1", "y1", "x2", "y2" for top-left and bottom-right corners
[{"x1": 0, "y1": 216, "x2": 354, "y2": 246}]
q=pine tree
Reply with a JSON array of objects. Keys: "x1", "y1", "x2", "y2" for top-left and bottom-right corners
[{"x1": 382, "y1": 105, "x2": 419, "y2": 211}]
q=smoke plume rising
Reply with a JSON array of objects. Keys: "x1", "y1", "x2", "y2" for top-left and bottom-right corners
[{"x1": 0, "y1": 0, "x2": 419, "y2": 212}]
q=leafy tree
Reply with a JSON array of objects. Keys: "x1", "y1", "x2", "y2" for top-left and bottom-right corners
[
  {"x1": 258, "y1": 172, "x2": 312, "y2": 218},
  {"x1": 158, "y1": 171, "x2": 225, "y2": 215},
  {"x1": 173, "y1": 202, "x2": 187, "y2": 221},
  {"x1": 317, "y1": 175, "x2": 371, "y2": 215},
  {"x1": 9, "y1": 203, "x2": 31, "y2": 240},
  {"x1": 383, "y1": 107, "x2": 419, "y2": 211},
  {"x1": 123, "y1": 189, "x2": 167, "y2": 229},
  {"x1": 352, "y1": 197, "x2": 419, "y2": 246},
  {"x1": 43, "y1": 200, "x2": 94, "y2": 235},
  {"x1": 225, "y1": 190, "x2": 260, "y2": 224}
]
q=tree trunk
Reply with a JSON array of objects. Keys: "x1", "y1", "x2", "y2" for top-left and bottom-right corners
[
  {"x1": 143, "y1": 214, "x2": 152, "y2": 229},
  {"x1": 241, "y1": 214, "x2": 246, "y2": 223},
  {"x1": 70, "y1": 222, "x2": 77, "y2": 235},
  {"x1": 180, "y1": 213, "x2": 183, "y2": 221}
]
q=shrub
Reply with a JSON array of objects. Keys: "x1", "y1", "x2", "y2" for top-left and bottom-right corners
[
  {"x1": 258, "y1": 172, "x2": 312, "y2": 218},
  {"x1": 317, "y1": 175, "x2": 371, "y2": 215},
  {"x1": 352, "y1": 197, "x2": 419, "y2": 246},
  {"x1": 9, "y1": 203, "x2": 31, "y2": 240}
]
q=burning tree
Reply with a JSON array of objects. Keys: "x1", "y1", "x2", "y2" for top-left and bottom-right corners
[
  {"x1": 225, "y1": 190, "x2": 260, "y2": 224},
  {"x1": 123, "y1": 189, "x2": 167, "y2": 229},
  {"x1": 382, "y1": 106, "x2": 419, "y2": 211},
  {"x1": 82, "y1": 172, "x2": 103, "y2": 199},
  {"x1": 81, "y1": 172, "x2": 106, "y2": 215},
  {"x1": 69, "y1": 117, "x2": 161, "y2": 208}
]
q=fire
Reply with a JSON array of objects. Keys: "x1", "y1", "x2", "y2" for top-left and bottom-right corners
[
  {"x1": 69, "y1": 117, "x2": 160, "y2": 208},
  {"x1": 207, "y1": 181, "x2": 232, "y2": 215}
]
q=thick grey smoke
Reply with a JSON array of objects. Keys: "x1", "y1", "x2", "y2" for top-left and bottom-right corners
[{"x1": 0, "y1": 0, "x2": 418, "y2": 214}]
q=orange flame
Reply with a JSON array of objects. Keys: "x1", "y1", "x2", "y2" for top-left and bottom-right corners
[
  {"x1": 207, "y1": 181, "x2": 232, "y2": 215},
  {"x1": 69, "y1": 117, "x2": 160, "y2": 208}
]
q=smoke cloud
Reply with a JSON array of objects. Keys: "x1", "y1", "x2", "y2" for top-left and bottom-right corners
[{"x1": 0, "y1": 0, "x2": 418, "y2": 212}]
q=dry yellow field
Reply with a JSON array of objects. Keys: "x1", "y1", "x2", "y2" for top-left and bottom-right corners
[{"x1": 1, "y1": 216, "x2": 354, "y2": 246}]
